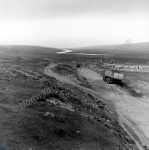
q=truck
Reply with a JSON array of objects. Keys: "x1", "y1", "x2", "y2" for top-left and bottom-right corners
[{"x1": 103, "y1": 70, "x2": 125, "y2": 84}]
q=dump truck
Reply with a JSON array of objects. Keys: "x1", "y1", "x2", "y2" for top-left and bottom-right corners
[{"x1": 103, "y1": 70, "x2": 125, "y2": 84}]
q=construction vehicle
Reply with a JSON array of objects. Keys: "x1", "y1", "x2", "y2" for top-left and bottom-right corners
[{"x1": 103, "y1": 70, "x2": 125, "y2": 84}]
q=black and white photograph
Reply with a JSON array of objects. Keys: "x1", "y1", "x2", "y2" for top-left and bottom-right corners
[{"x1": 0, "y1": 0, "x2": 149, "y2": 150}]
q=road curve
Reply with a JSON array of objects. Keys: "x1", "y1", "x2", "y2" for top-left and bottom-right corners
[
  {"x1": 44, "y1": 64, "x2": 146, "y2": 150},
  {"x1": 44, "y1": 64, "x2": 105, "y2": 97}
]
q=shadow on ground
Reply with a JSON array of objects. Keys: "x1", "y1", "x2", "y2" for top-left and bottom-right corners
[{"x1": 113, "y1": 80, "x2": 143, "y2": 98}]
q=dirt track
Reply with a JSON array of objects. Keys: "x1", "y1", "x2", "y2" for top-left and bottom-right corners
[{"x1": 44, "y1": 64, "x2": 149, "y2": 150}]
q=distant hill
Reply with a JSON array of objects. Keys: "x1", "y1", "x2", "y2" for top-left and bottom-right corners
[
  {"x1": 69, "y1": 42, "x2": 149, "y2": 59},
  {"x1": 0, "y1": 43, "x2": 149, "y2": 59},
  {"x1": 0, "y1": 45, "x2": 64, "y2": 58}
]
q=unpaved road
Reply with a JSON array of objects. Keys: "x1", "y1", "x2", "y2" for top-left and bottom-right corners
[
  {"x1": 105, "y1": 89, "x2": 149, "y2": 149},
  {"x1": 78, "y1": 68, "x2": 103, "y2": 81},
  {"x1": 44, "y1": 64, "x2": 106, "y2": 96},
  {"x1": 44, "y1": 64, "x2": 149, "y2": 150}
]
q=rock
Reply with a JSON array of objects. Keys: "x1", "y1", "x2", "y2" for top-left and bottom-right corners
[
  {"x1": 44, "y1": 112, "x2": 55, "y2": 117},
  {"x1": 76, "y1": 130, "x2": 81, "y2": 134}
]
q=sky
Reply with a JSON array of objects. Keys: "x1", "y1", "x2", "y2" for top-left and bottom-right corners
[{"x1": 0, "y1": 0, "x2": 148, "y2": 48}]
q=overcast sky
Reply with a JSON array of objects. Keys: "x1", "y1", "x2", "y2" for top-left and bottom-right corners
[{"x1": 0, "y1": 0, "x2": 148, "y2": 48}]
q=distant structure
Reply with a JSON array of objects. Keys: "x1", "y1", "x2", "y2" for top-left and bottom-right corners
[{"x1": 103, "y1": 63, "x2": 143, "y2": 70}]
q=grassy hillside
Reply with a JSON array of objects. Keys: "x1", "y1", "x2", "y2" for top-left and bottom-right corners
[{"x1": 0, "y1": 52, "x2": 138, "y2": 150}]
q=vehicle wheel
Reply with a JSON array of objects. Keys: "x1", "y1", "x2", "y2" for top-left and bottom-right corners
[
  {"x1": 106, "y1": 78, "x2": 111, "y2": 84},
  {"x1": 110, "y1": 79, "x2": 112, "y2": 84}
]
